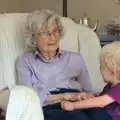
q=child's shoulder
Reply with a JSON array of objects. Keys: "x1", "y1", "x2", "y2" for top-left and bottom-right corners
[
  {"x1": 112, "y1": 83, "x2": 120, "y2": 89},
  {"x1": 103, "y1": 83, "x2": 111, "y2": 91},
  {"x1": 106, "y1": 83, "x2": 120, "y2": 103},
  {"x1": 100, "y1": 84, "x2": 111, "y2": 95}
]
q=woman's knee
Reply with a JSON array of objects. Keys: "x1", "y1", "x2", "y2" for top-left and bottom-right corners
[
  {"x1": 44, "y1": 110, "x2": 90, "y2": 120},
  {"x1": 84, "y1": 108, "x2": 112, "y2": 120},
  {"x1": 64, "y1": 111, "x2": 90, "y2": 120}
]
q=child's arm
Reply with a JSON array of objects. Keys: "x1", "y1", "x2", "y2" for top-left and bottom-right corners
[
  {"x1": 74, "y1": 94, "x2": 114, "y2": 109},
  {"x1": 61, "y1": 94, "x2": 114, "y2": 110},
  {"x1": 62, "y1": 83, "x2": 120, "y2": 110}
]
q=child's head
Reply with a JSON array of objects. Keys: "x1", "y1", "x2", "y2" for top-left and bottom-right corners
[{"x1": 100, "y1": 41, "x2": 120, "y2": 84}]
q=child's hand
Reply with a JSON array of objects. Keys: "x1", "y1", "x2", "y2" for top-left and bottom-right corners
[{"x1": 61, "y1": 101, "x2": 75, "y2": 111}]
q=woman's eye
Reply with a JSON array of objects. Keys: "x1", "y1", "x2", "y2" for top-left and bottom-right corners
[{"x1": 41, "y1": 31, "x2": 51, "y2": 36}]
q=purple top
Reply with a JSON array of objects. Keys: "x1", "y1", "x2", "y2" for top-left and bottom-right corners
[
  {"x1": 101, "y1": 83, "x2": 120, "y2": 120},
  {"x1": 17, "y1": 50, "x2": 93, "y2": 106}
]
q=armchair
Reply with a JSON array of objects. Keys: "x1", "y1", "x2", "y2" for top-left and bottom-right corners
[{"x1": 0, "y1": 13, "x2": 104, "y2": 119}]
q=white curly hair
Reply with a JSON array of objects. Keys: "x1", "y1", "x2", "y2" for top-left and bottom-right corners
[{"x1": 23, "y1": 10, "x2": 64, "y2": 48}]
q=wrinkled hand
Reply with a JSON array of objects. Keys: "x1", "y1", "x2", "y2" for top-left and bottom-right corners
[
  {"x1": 79, "y1": 92, "x2": 95, "y2": 100},
  {"x1": 61, "y1": 92, "x2": 95, "y2": 102},
  {"x1": 61, "y1": 92, "x2": 80, "y2": 101},
  {"x1": 61, "y1": 101, "x2": 75, "y2": 111}
]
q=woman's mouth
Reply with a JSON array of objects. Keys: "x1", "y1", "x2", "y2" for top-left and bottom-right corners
[{"x1": 48, "y1": 43, "x2": 56, "y2": 45}]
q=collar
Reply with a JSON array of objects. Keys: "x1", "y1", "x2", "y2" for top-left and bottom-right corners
[{"x1": 34, "y1": 48, "x2": 63, "y2": 62}]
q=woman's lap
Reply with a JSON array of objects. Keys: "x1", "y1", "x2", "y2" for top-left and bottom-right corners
[
  {"x1": 44, "y1": 109, "x2": 90, "y2": 120},
  {"x1": 43, "y1": 89, "x2": 112, "y2": 120},
  {"x1": 83, "y1": 107, "x2": 112, "y2": 120},
  {"x1": 43, "y1": 103, "x2": 112, "y2": 120},
  {"x1": 43, "y1": 103, "x2": 90, "y2": 120}
]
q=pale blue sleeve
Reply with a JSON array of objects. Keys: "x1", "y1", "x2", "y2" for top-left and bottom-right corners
[{"x1": 16, "y1": 56, "x2": 49, "y2": 106}]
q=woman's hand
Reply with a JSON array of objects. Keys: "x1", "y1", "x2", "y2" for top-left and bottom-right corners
[
  {"x1": 61, "y1": 92, "x2": 79, "y2": 101},
  {"x1": 61, "y1": 93, "x2": 96, "y2": 111},
  {"x1": 61, "y1": 92, "x2": 95, "y2": 101},
  {"x1": 79, "y1": 92, "x2": 95, "y2": 100},
  {"x1": 61, "y1": 92, "x2": 93, "y2": 101},
  {"x1": 45, "y1": 92, "x2": 96, "y2": 105}
]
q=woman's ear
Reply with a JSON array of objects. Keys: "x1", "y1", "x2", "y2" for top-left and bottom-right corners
[
  {"x1": 33, "y1": 40, "x2": 36, "y2": 45},
  {"x1": 32, "y1": 34, "x2": 36, "y2": 44}
]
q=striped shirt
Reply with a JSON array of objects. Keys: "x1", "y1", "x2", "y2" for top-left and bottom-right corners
[{"x1": 101, "y1": 83, "x2": 120, "y2": 120}]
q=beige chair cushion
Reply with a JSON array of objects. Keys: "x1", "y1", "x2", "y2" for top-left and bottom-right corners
[{"x1": 77, "y1": 25, "x2": 105, "y2": 91}]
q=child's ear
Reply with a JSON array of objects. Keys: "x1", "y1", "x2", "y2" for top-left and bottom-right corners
[
  {"x1": 112, "y1": 68, "x2": 120, "y2": 75},
  {"x1": 112, "y1": 68, "x2": 120, "y2": 80},
  {"x1": 111, "y1": 68, "x2": 116, "y2": 76}
]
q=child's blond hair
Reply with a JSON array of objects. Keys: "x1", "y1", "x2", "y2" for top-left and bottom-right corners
[{"x1": 100, "y1": 41, "x2": 120, "y2": 71}]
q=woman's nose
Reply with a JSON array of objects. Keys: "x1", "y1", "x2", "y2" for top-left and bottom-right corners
[{"x1": 50, "y1": 33, "x2": 56, "y2": 41}]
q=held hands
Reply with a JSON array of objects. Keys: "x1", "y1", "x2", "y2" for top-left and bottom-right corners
[
  {"x1": 61, "y1": 92, "x2": 97, "y2": 111},
  {"x1": 61, "y1": 92, "x2": 95, "y2": 101},
  {"x1": 77, "y1": 92, "x2": 95, "y2": 100}
]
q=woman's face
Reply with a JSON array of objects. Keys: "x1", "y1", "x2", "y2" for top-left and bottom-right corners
[{"x1": 34, "y1": 22, "x2": 60, "y2": 53}]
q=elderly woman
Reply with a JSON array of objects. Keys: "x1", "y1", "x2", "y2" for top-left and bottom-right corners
[{"x1": 17, "y1": 10, "x2": 110, "y2": 120}]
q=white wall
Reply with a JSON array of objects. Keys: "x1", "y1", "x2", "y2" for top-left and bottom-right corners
[
  {"x1": 20, "y1": 0, "x2": 63, "y2": 16},
  {"x1": 0, "y1": 0, "x2": 21, "y2": 13}
]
